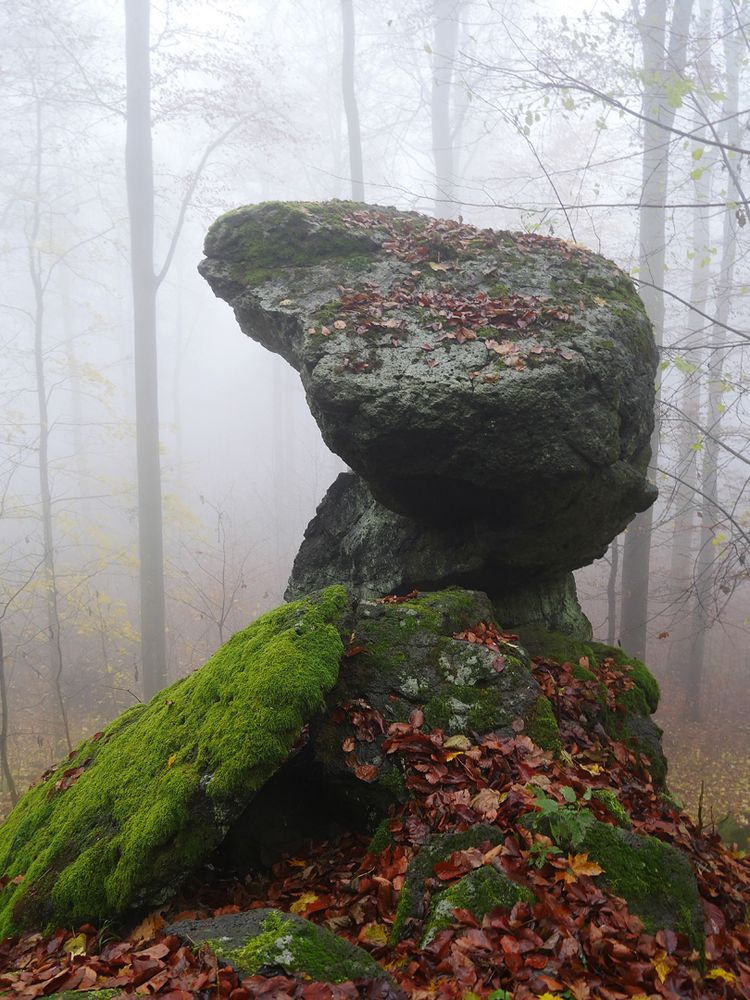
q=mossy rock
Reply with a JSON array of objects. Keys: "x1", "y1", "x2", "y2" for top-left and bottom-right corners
[
  {"x1": 392, "y1": 824, "x2": 506, "y2": 941},
  {"x1": 0, "y1": 587, "x2": 349, "y2": 935},
  {"x1": 167, "y1": 909, "x2": 391, "y2": 984},
  {"x1": 527, "y1": 808, "x2": 703, "y2": 951},
  {"x1": 422, "y1": 865, "x2": 535, "y2": 945},
  {"x1": 592, "y1": 788, "x2": 631, "y2": 828},
  {"x1": 518, "y1": 628, "x2": 666, "y2": 785},
  {"x1": 201, "y1": 200, "x2": 657, "y2": 583},
  {"x1": 310, "y1": 590, "x2": 559, "y2": 828}
]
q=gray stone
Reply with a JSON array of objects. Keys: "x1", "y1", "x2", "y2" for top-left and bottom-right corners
[
  {"x1": 167, "y1": 909, "x2": 395, "y2": 985},
  {"x1": 201, "y1": 201, "x2": 658, "y2": 580},
  {"x1": 286, "y1": 472, "x2": 592, "y2": 637}
]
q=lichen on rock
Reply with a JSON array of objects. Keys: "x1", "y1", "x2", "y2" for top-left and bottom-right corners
[
  {"x1": 167, "y1": 909, "x2": 392, "y2": 984},
  {"x1": 201, "y1": 200, "x2": 658, "y2": 593},
  {"x1": 421, "y1": 866, "x2": 535, "y2": 946}
]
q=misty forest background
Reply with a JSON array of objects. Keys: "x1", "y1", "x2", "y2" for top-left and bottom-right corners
[{"x1": 1, "y1": 0, "x2": 748, "y2": 837}]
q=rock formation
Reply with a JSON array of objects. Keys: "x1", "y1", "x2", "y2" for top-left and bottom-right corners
[
  {"x1": 2, "y1": 204, "x2": 747, "y2": 999},
  {"x1": 199, "y1": 201, "x2": 658, "y2": 626}
]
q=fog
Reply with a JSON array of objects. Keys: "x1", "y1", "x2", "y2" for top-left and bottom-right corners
[{"x1": 1, "y1": 0, "x2": 748, "y2": 836}]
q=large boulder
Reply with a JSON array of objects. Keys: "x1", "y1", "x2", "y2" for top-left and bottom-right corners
[
  {"x1": 0, "y1": 588, "x2": 348, "y2": 936},
  {"x1": 167, "y1": 910, "x2": 395, "y2": 986},
  {"x1": 200, "y1": 200, "x2": 657, "y2": 580}
]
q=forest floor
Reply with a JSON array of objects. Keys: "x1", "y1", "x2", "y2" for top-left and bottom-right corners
[{"x1": 0, "y1": 631, "x2": 749, "y2": 998}]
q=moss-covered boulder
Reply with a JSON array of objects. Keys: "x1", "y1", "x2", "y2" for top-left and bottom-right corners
[
  {"x1": 167, "y1": 910, "x2": 392, "y2": 985},
  {"x1": 526, "y1": 806, "x2": 703, "y2": 950},
  {"x1": 392, "y1": 825, "x2": 507, "y2": 941},
  {"x1": 0, "y1": 587, "x2": 348, "y2": 935},
  {"x1": 201, "y1": 200, "x2": 657, "y2": 586},
  {"x1": 421, "y1": 865, "x2": 535, "y2": 946},
  {"x1": 306, "y1": 590, "x2": 560, "y2": 828},
  {"x1": 518, "y1": 627, "x2": 667, "y2": 785}
]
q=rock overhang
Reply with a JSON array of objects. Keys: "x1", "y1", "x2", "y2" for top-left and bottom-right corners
[{"x1": 200, "y1": 199, "x2": 657, "y2": 579}]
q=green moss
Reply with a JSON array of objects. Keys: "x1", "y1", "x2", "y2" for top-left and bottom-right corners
[
  {"x1": 579, "y1": 822, "x2": 704, "y2": 952},
  {"x1": 204, "y1": 202, "x2": 381, "y2": 289},
  {"x1": 47, "y1": 993, "x2": 119, "y2": 1000},
  {"x1": 0, "y1": 587, "x2": 349, "y2": 935},
  {"x1": 392, "y1": 824, "x2": 504, "y2": 942},
  {"x1": 367, "y1": 819, "x2": 394, "y2": 856},
  {"x1": 422, "y1": 866, "x2": 535, "y2": 945},
  {"x1": 531, "y1": 807, "x2": 703, "y2": 951},
  {"x1": 206, "y1": 910, "x2": 385, "y2": 983},
  {"x1": 592, "y1": 788, "x2": 631, "y2": 828},
  {"x1": 572, "y1": 663, "x2": 597, "y2": 682},
  {"x1": 377, "y1": 764, "x2": 406, "y2": 799},
  {"x1": 525, "y1": 695, "x2": 562, "y2": 753},
  {"x1": 486, "y1": 282, "x2": 511, "y2": 299},
  {"x1": 589, "y1": 642, "x2": 660, "y2": 712},
  {"x1": 519, "y1": 629, "x2": 660, "y2": 714}
]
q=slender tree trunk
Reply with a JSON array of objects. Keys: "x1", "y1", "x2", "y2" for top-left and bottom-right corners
[
  {"x1": 668, "y1": 0, "x2": 713, "y2": 677},
  {"x1": 607, "y1": 538, "x2": 620, "y2": 647},
  {"x1": 686, "y1": 0, "x2": 740, "y2": 720},
  {"x1": 29, "y1": 98, "x2": 72, "y2": 754},
  {"x1": 431, "y1": 0, "x2": 462, "y2": 219},
  {"x1": 125, "y1": 0, "x2": 168, "y2": 699},
  {"x1": 0, "y1": 625, "x2": 18, "y2": 807},
  {"x1": 620, "y1": 0, "x2": 694, "y2": 659},
  {"x1": 341, "y1": 0, "x2": 364, "y2": 201}
]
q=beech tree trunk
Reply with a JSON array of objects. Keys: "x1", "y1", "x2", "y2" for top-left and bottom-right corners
[
  {"x1": 29, "y1": 97, "x2": 72, "y2": 754},
  {"x1": 667, "y1": 0, "x2": 713, "y2": 678},
  {"x1": 619, "y1": 0, "x2": 694, "y2": 660},
  {"x1": 125, "y1": 0, "x2": 168, "y2": 699},
  {"x1": 686, "y1": 0, "x2": 740, "y2": 720},
  {"x1": 431, "y1": 0, "x2": 462, "y2": 218},
  {"x1": 341, "y1": 0, "x2": 364, "y2": 201}
]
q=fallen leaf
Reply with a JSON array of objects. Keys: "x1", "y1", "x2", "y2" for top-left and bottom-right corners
[
  {"x1": 63, "y1": 933, "x2": 87, "y2": 957},
  {"x1": 706, "y1": 968, "x2": 737, "y2": 983},
  {"x1": 290, "y1": 892, "x2": 320, "y2": 915},
  {"x1": 652, "y1": 950, "x2": 677, "y2": 982},
  {"x1": 444, "y1": 735, "x2": 471, "y2": 751}
]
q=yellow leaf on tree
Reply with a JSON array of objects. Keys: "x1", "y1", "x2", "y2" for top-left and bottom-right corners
[
  {"x1": 290, "y1": 892, "x2": 319, "y2": 914},
  {"x1": 63, "y1": 933, "x2": 87, "y2": 956},
  {"x1": 652, "y1": 950, "x2": 676, "y2": 982},
  {"x1": 706, "y1": 968, "x2": 737, "y2": 983}
]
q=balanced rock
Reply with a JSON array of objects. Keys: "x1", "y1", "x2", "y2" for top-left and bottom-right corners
[
  {"x1": 200, "y1": 200, "x2": 658, "y2": 580},
  {"x1": 286, "y1": 471, "x2": 593, "y2": 637}
]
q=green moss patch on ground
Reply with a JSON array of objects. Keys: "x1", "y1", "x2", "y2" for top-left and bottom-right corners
[{"x1": 0, "y1": 587, "x2": 349, "y2": 936}]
